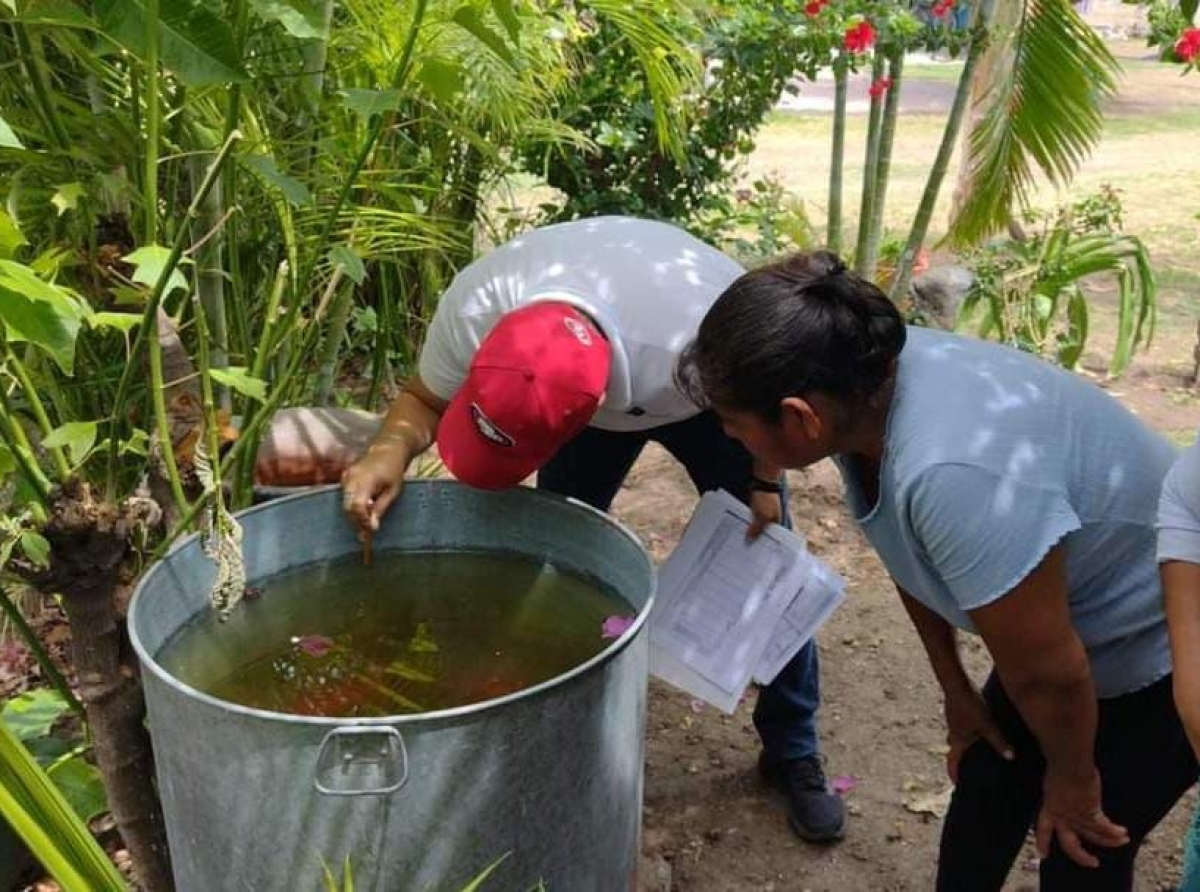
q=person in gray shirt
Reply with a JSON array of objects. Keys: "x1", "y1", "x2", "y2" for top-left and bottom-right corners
[
  {"x1": 678, "y1": 250, "x2": 1196, "y2": 891},
  {"x1": 1158, "y1": 430, "x2": 1200, "y2": 889}
]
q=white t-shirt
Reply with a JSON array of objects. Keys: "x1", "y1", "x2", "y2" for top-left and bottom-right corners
[
  {"x1": 418, "y1": 216, "x2": 745, "y2": 432},
  {"x1": 1159, "y1": 428, "x2": 1200, "y2": 564}
]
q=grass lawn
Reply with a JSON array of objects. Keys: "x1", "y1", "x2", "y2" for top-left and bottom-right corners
[{"x1": 744, "y1": 37, "x2": 1200, "y2": 384}]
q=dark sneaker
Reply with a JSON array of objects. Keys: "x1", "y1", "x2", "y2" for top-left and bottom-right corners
[{"x1": 758, "y1": 753, "x2": 847, "y2": 843}]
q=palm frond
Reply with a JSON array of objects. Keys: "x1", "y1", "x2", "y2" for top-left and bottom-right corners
[{"x1": 949, "y1": 0, "x2": 1121, "y2": 246}]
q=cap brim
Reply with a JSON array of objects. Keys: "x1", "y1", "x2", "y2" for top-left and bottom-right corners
[{"x1": 436, "y1": 395, "x2": 553, "y2": 490}]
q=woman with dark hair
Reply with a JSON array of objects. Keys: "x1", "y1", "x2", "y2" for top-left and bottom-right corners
[{"x1": 678, "y1": 251, "x2": 1196, "y2": 891}]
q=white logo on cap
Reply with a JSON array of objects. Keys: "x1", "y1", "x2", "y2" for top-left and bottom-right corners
[
  {"x1": 470, "y1": 403, "x2": 515, "y2": 447},
  {"x1": 563, "y1": 315, "x2": 593, "y2": 346}
]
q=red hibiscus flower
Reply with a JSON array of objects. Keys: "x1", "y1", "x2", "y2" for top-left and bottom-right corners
[
  {"x1": 869, "y1": 77, "x2": 892, "y2": 98},
  {"x1": 932, "y1": 0, "x2": 955, "y2": 18},
  {"x1": 1176, "y1": 27, "x2": 1200, "y2": 63},
  {"x1": 844, "y1": 21, "x2": 876, "y2": 54},
  {"x1": 804, "y1": 0, "x2": 825, "y2": 16}
]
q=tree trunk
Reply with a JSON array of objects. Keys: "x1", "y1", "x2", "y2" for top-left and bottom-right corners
[
  {"x1": 889, "y1": 0, "x2": 998, "y2": 304},
  {"x1": 827, "y1": 60, "x2": 849, "y2": 254},
  {"x1": 948, "y1": 0, "x2": 1022, "y2": 230},
  {"x1": 38, "y1": 480, "x2": 172, "y2": 892}
]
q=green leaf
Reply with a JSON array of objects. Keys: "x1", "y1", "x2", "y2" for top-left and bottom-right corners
[
  {"x1": 950, "y1": 1, "x2": 1120, "y2": 245},
  {"x1": 0, "y1": 260, "x2": 86, "y2": 374},
  {"x1": 0, "y1": 0, "x2": 15, "y2": 13},
  {"x1": 240, "y1": 154, "x2": 311, "y2": 207},
  {"x1": 89, "y1": 312, "x2": 142, "y2": 334},
  {"x1": 0, "y1": 113, "x2": 23, "y2": 150},
  {"x1": 95, "y1": 0, "x2": 248, "y2": 86},
  {"x1": 0, "y1": 444, "x2": 15, "y2": 478},
  {"x1": 6, "y1": 0, "x2": 96, "y2": 28},
  {"x1": 1183, "y1": 0, "x2": 1198, "y2": 24},
  {"x1": 210, "y1": 366, "x2": 267, "y2": 401},
  {"x1": 0, "y1": 720, "x2": 127, "y2": 892},
  {"x1": 47, "y1": 755, "x2": 108, "y2": 823},
  {"x1": 458, "y1": 854, "x2": 510, "y2": 892},
  {"x1": 1, "y1": 690, "x2": 69, "y2": 742},
  {"x1": 491, "y1": 0, "x2": 520, "y2": 42},
  {"x1": 452, "y1": 5, "x2": 516, "y2": 66},
  {"x1": 123, "y1": 245, "x2": 189, "y2": 296},
  {"x1": 248, "y1": 0, "x2": 328, "y2": 39},
  {"x1": 42, "y1": 421, "x2": 98, "y2": 466},
  {"x1": 417, "y1": 57, "x2": 465, "y2": 103},
  {"x1": 50, "y1": 183, "x2": 85, "y2": 217},
  {"x1": 0, "y1": 210, "x2": 27, "y2": 259},
  {"x1": 328, "y1": 244, "x2": 366, "y2": 285},
  {"x1": 19, "y1": 531, "x2": 50, "y2": 568},
  {"x1": 340, "y1": 88, "x2": 403, "y2": 120}
]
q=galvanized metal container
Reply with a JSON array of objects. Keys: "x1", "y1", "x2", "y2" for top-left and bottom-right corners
[{"x1": 128, "y1": 482, "x2": 654, "y2": 892}]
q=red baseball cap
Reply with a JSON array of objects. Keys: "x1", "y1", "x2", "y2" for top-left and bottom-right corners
[{"x1": 437, "y1": 302, "x2": 611, "y2": 490}]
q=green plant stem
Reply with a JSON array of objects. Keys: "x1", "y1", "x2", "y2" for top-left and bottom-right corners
[
  {"x1": 189, "y1": 153, "x2": 230, "y2": 408},
  {"x1": 312, "y1": 282, "x2": 353, "y2": 405},
  {"x1": 12, "y1": 24, "x2": 70, "y2": 151},
  {"x1": 0, "y1": 390, "x2": 50, "y2": 505},
  {"x1": 890, "y1": 0, "x2": 997, "y2": 303},
  {"x1": 147, "y1": 317, "x2": 190, "y2": 517},
  {"x1": 151, "y1": 496, "x2": 206, "y2": 561},
  {"x1": 827, "y1": 59, "x2": 848, "y2": 254},
  {"x1": 367, "y1": 265, "x2": 397, "y2": 409},
  {"x1": 231, "y1": 260, "x2": 288, "y2": 505},
  {"x1": 105, "y1": 130, "x2": 242, "y2": 496},
  {"x1": 0, "y1": 585, "x2": 84, "y2": 720},
  {"x1": 190, "y1": 279, "x2": 226, "y2": 524},
  {"x1": 143, "y1": 0, "x2": 160, "y2": 245},
  {"x1": 854, "y1": 52, "x2": 886, "y2": 277},
  {"x1": 2, "y1": 343, "x2": 70, "y2": 481},
  {"x1": 229, "y1": 0, "x2": 429, "y2": 497},
  {"x1": 865, "y1": 49, "x2": 904, "y2": 281},
  {"x1": 298, "y1": 0, "x2": 429, "y2": 291}
]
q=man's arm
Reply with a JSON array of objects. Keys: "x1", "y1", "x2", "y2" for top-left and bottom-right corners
[
  {"x1": 342, "y1": 375, "x2": 449, "y2": 532},
  {"x1": 968, "y1": 544, "x2": 1128, "y2": 867}
]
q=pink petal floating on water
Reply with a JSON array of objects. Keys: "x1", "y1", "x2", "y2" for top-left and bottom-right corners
[
  {"x1": 600, "y1": 615, "x2": 635, "y2": 640},
  {"x1": 295, "y1": 634, "x2": 334, "y2": 658},
  {"x1": 831, "y1": 775, "x2": 859, "y2": 795}
]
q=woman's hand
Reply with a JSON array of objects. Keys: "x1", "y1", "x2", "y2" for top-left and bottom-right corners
[
  {"x1": 943, "y1": 685, "x2": 1014, "y2": 784},
  {"x1": 747, "y1": 489, "x2": 783, "y2": 540},
  {"x1": 1035, "y1": 767, "x2": 1128, "y2": 868}
]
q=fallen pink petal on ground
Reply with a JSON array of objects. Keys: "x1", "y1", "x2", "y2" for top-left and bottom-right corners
[{"x1": 831, "y1": 775, "x2": 859, "y2": 795}]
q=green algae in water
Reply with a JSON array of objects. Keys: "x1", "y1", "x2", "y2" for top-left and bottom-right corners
[{"x1": 157, "y1": 550, "x2": 633, "y2": 718}]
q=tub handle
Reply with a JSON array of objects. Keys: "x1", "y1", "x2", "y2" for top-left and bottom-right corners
[{"x1": 314, "y1": 726, "x2": 409, "y2": 797}]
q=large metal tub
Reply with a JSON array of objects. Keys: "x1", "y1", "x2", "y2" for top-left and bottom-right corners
[{"x1": 128, "y1": 482, "x2": 654, "y2": 892}]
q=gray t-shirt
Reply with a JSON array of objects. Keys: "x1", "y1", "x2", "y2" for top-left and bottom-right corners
[
  {"x1": 1159, "y1": 430, "x2": 1200, "y2": 564},
  {"x1": 837, "y1": 327, "x2": 1177, "y2": 698}
]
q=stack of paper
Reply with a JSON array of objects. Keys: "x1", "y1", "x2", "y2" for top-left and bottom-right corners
[{"x1": 648, "y1": 489, "x2": 846, "y2": 713}]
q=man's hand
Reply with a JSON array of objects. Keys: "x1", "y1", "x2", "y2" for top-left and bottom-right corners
[
  {"x1": 747, "y1": 489, "x2": 783, "y2": 540},
  {"x1": 341, "y1": 437, "x2": 409, "y2": 534},
  {"x1": 943, "y1": 685, "x2": 1013, "y2": 784},
  {"x1": 1035, "y1": 767, "x2": 1129, "y2": 868}
]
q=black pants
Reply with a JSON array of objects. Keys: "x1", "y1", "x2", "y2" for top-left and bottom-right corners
[
  {"x1": 538, "y1": 411, "x2": 823, "y2": 761},
  {"x1": 936, "y1": 672, "x2": 1197, "y2": 891}
]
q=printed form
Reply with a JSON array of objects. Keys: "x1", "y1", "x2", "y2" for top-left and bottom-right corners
[{"x1": 649, "y1": 489, "x2": 846, "y2": 713}]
